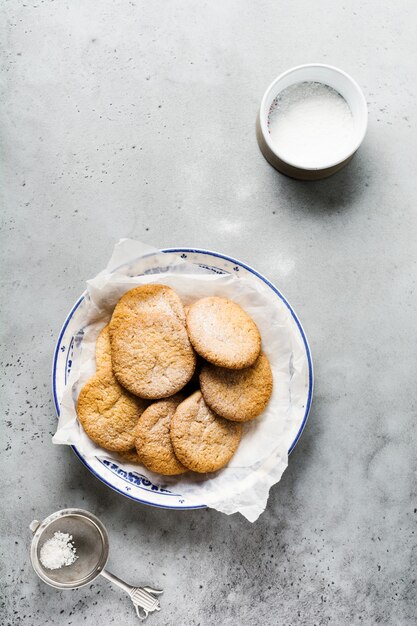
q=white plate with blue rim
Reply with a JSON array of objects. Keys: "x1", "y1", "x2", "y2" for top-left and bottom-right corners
[{"x1": 52, "y1": 248, "x2": 313, "y2": 510}]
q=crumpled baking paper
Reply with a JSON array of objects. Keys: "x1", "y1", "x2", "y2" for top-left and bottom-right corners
[{"x1": 53, "y1": 239, "x2": 309, "y2": 522}]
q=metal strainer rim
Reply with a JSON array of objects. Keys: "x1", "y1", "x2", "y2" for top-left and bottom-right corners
[{"x1": 30, "y1": 508, "x2": 109, "y2": 589}]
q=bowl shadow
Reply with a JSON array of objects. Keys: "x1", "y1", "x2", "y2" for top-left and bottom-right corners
[{"x1": 268, "y1": 146, "x2": 370, "y2": 217}]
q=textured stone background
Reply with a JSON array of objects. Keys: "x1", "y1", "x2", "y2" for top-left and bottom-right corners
[{"x1": 1, "y1": 1, "x2": 416, "y2": 624}]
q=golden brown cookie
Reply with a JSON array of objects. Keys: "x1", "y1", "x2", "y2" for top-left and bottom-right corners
[
  {"x1": 111, "y1": 283, "x2": 186, "y2": 323},
  {"x1": 95, "y1": 324, "x2": 112, "y2": 371},
  {"x1": 118, "y1": 420, "x2": 144, "y2": 462},
  {"x1": 186, "y1": 297, "x2": 261, "y2": 369},
  {"x1": 119, "y1": 448, "x2": 142, "y2": 464},
  {"x1": 109, "y1": 285, "x2": 196, "y2": 399},
  {"x1": 200, "y1": 352, "x2": 273, "y2": 422},
  {"x1": 76, "y1": 369, "x2": 147, "y2": 452},
  {"x1": 170, "y1": 391, "x2": 242, "y2": 473},
  {"x1": 110, "y1": 311, "x2": 196, "y2": 399},
  {"x1": 135, "y1": 396, "x2": 187, "y2": 475}
]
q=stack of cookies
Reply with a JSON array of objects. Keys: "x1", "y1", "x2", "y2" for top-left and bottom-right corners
[{"x1": 77, "y1": 284, "x2": 273, "y2": 476}]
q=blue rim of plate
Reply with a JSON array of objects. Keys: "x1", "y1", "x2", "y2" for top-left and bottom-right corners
[{"x1": 52, "y1": 248, "x2": 314, "y2": 510}]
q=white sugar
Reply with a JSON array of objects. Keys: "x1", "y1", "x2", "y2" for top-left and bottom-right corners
[
  {"x1": 40, "y1": 531, "x2": 78, "y2": 570},
  {"x1": 268, "y1": 82, "x2": 354, "y2": 168}
]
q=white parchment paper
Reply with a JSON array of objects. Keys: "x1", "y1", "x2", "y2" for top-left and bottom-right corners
[{"x1": 53, "y1": 239, "x2": 307, "y2": 522}]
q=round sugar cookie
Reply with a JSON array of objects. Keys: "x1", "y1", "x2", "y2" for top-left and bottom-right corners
[
  {"x1": 170, "y1": 391, "x2": 242, "y2": 473},
  {"x1": 186, "y1": 297, "x2": 261, "y2": 369},
  {"x1": 110, "y1": 311, "x2": 196, "y2": 399},
  {"x1": 118, "y1": 419, "x2": 144, "y2": 462},
  {"x1": 76, "y1": 369, "x2": 147, "y2": 452},
  {"x1": 111, "y1": 283, "x2": 186, "y2": 324},
  {"x1": 95, "y1": 324, "x2": 112, "y2": 371},
  {"x1": 135, "y1": 396, "x2": 187, "y2": 475},
  {"x1": 200, "y1": 352, "x2": 273, "y2": 422},
  {"x1": 119, "y1": 449, "x2": 142, "y2": 464}
]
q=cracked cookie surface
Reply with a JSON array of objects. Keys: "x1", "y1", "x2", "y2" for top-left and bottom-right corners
[
  {"x1": 200, "y1": 352, "x2": 273, "y2": 422},
  {"x1": 135, "y1": 395, "x2": 187, "y2": 475},
  {"x1": 76, "y1": 369, "x2": 147, "y2": 452},
  {"x1": 170, "y1": 391, "x2": 242, "y2": 473},
  {"x1": 109, "y1": 285, "x2": 196, "y2": 399}
]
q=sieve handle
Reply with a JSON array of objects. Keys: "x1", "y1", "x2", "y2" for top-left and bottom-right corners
[
  {"x1": 100, "y1": 569, "x2": 162, "y2": 620},
  {"x1": 100, "y1": 568, "x2": 133, "y2": 594}
]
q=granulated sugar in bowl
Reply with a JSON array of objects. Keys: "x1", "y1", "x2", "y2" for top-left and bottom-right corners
[
  {"x1": 268, "y1": 81, "x2": 355, "y2": 169},
  {"x1": 256, "y1": 64, "x2": 368, "y2": 180}
]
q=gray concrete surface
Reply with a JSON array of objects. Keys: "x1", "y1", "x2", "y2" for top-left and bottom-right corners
[{"x1": 1, "y1": 1, "x2": 417, "y2": 624}]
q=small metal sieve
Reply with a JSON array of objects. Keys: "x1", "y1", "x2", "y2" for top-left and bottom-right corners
[{"x1": 30, "y1": 508, "x2": 162, "y2": 620}]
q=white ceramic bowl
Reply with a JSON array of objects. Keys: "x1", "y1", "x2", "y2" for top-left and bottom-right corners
[
  {"x1": 52, "y1": 249, "x2": 313, "y2": 510},
  {"x1": 256, "y1": 63, "x2": 368, "y2": 180}
]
